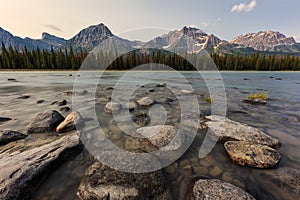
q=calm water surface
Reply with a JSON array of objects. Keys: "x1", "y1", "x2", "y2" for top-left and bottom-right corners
[{"x1": 0, "y1": 71, "x2": 299, "y2": 200}]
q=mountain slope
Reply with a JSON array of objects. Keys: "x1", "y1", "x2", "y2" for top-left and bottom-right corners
[
  {"x1": 143, "y1": 26, "x2": 222, "y2": 53},
  {"x1": 230, "y1": 31, "x2": 297, "y2": 52},
  {"x1": 0, "y1": 27, "x2": 66, "y2": 51}
]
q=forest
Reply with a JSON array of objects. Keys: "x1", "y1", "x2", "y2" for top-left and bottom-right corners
[{"x1": 1, "y1": 43, "x2": 300, "y2": 71}]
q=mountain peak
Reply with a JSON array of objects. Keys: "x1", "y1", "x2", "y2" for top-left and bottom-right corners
[
  {"x1": 231, "y1": 30, "x2": 296, "y2": 51},
  {"x1": 180, "y1": 26, "x2": 206, "y2": 36}
]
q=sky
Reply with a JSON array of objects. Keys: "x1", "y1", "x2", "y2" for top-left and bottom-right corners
[{"x1": 0, "y1": 0, "x2": 300, "y2": 42}]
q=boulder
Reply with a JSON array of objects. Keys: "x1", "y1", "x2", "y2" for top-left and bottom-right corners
[
  {"x1": 56, "y1": 111, "x2": 85, "y2": 133},
  {"x1": 224, "y1": 141, "x2": 281, "y2": 169},
  {"x1": 0, "y1": 130, "x2": 27, "y2": 145},
  {"x1": 77, "y1": 162, "x2": 171, "y2": 200},
  {"x1": 136, "y1": 125, "x2": 184, "y2": 151},
  {"x1": 25, "y1": 110, "x2": 65, "y2": 134},
  {"x1": 186, "y1": 179, "x2": 255, "y2": 200},
  {"x1": 104, "y1": 102, "x2": 122, "y2": 113},
  {"x1": 203, "y1": 115, "x2": 280, "y2": 147},
  {"x1": 137, "y1": 97, "x2": 154, "y2": 106},
  {"x1": 0, "y1": 133, "x2": 83, "y2": 200},
  {"x1": 253, "y1": 167, "x2": 300, "y2": 200}
]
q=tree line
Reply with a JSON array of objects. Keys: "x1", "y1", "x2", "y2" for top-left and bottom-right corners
[
  {"x1": 1, "y1": 44, "x2": 300, "y2": 71},
  {"x1": 0, "y1": 43, "x2": 86, "y2": 70}
]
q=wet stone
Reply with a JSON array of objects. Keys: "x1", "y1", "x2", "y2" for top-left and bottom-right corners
[
  {"x1": 185, "y1": 179, "x2": 255, "y2": 200},
  {"x1": 224, "y1": 141, "x2": 281, "y2": 169}
]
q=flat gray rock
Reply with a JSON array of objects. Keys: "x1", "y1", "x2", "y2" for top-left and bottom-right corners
[
  {"x1": 186, "y1": 179, "x2": 255, "y2": 200},
  {"x1": 0, "y1": 130, "x2": 27, "y2": 145},
  {"x1": 203, "y1": 115, "x2": 280, "y2": 147},
  {"x1": 25, "y1": 110, "x2": 65, "y2": 134},
  {"x1": 0, "y1": 133, "x2": 83, "y2": 200},
  {"x1": 77, "y1": 162, "x2": 171, "y2": 200},
  {"x1": 224, "y1": 141, "x2": 281, "y2": 169}
]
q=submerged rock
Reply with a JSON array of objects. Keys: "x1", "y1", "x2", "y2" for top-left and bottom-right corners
[
  {"x1": 77, "y1": 162, "x2": 171, "y2": 200},
  {"x1": 56, "y1": 111, "x2": 85, "y2": 133},
  {"x1": 224, "y1": 141, "x2": 281, "y2": 169},
  {"x1": 104, "y1": 102, "x2": 122, "y2": 113},
  {"x1": 0, "y1": 130, "x2": 27, "y2": 145},
  {"x1": 137, "y1": 96, "x2": 155, "y2": 106},
  {"x1": 25, "y1": 110, "x2": 65, "y2": 134},
  {"x1": 0, "y1": 133, "x2": 83, "y2": 200},
  {"x1": 203, "y1": 115, "x2": 280, "y2": 147},
  {"x1": 186, "y1": 178, "x2": 255, "y2": 200},
  {"x1": 253, "y1": 167, "x2": 300, "y2": 200},
  {"x1": 136, "y1": 125, "x2": 183, "y2": 151}
]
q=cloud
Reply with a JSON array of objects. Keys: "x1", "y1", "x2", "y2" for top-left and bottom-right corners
[
  {"x1": 202, "y1": 22, "x2": 209, "y2": 28},
  {"x1": 44, "y1": 24, "x2": 63, "y2": 32},
  {"x1": 231, "y1": 0, "x2": 257, "y2": 13}
]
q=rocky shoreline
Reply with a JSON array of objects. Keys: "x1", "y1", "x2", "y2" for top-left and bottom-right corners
[{"x1": 0, "y1": 82, "x2": 299, "y2": 199}]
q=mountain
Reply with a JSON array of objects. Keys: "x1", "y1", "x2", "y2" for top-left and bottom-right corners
[
  {"x1": 0, "y1": 27, "x2": 66, "y2": 51},
  {"x1": 1, "y1": 24, "x2": 300, "y2": 55},
  {"x1": 65, "y1": 23, "x2": 142, "y2": 52},
  {"x1": 143, "y1": 26, "x2": 222, "y2": 53},
  {"x1": 230, "y1": 31, "x2": 297, "y2": 52}
]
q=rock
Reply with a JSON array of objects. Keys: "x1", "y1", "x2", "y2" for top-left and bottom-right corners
[
  {"x1": 224, "y1": 141, "x2": 281, "y2": 169},
  {"x1": 149, "y1": 89, "x2": 156, "y2": 92},
  {"x1": 7, "y1": 78, "x2": 16, "y2": 81},
  {"x1": 0, "y1": 117, "x2": 12, "y2": 123},
  {"x1": 269, "y1": 76, "x2": 274, "y2": 79},
  {"x1": 51, "y1": 99, "x2": 67, "y2": 106},
  {"x1": 0, "y1": 130, "x2": 27, "y2": 145},
  {"x1": 155, "y1": 83, "x2": 167, "y2": 87},
  {"x1": 77, "y1": 162, "x2": 171, "y2": 200},
  {"x1": 17, "y1": 95, "x2": 30, "y2": 99},
  {"x1": 253, "y1": 167, "x2": 300, "y2": 200},
  {"x1": 136, "y1": 125, "x2": 183, "y2": 150},
  {"x1": 186, "y1": 179, "x2": 255, "y2": 200},
  {"x1": 25, "y1": 110, "x2": 65, "y2": 134},
  {"x1": 104, "y1": 102, "x2": 121, "y2": 113},
  {"x1": 58, "y1": 99, "x2": 67, "y2": 106},
  {"x1": 180, "y1": 90, "x2": 193, "y2": 95},
  {"x1": 275, "y1": 77, "x2": 282, "y2": 80},
  {"x1": 69, "y1": 74, "x2": 73, "y2": 76},
  {"x1": 137, "y1": 96, "x2": 155, "y2": 106},
  {"x1": 0, "y1": 133, "x2": 83, "y2": 200},
  {"x1": 123, "y1": 102, "x2": 137, "y2": 112},
  {"x1": 203, "y1": 115, "x2": 280, "y2": 147},
  {"x1": 36, "y1": 100, "x2": 44, "y2": 104},
  {"x1": 56, "y1": 111, "x2": 85, "y2": 133},
  {"x1": 96, "y1": 96, "x2": 111, "y2": 103},
  {"x1": 243, "y1": 99, "x2": 267, "y2": 105},
  {"x1": 209, "y1": 165, "x2": 223, "y2": 177},
  {"x1": 59, "y1": 106, "x2": 71, "y2": 112},
  {"x1": 63, "y1": 90, "x2": 88, "y2": 96},
  {"x1": 132, "y1": 113, "x2": 150, "y2": 127}
]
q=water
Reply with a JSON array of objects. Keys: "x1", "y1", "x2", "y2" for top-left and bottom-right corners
[{"x1": 0, "y1": 71, "x2": 299, "y2": 199}]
